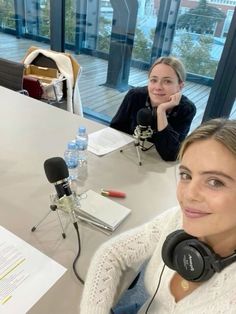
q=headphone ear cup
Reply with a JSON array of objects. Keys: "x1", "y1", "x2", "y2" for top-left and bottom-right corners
[
  {"x1": 161, "y1": 230, "x2": 195, "y2": 270},
  {"x1": 173, "y1": 240, "x2": 216, "y2": 281},
  {"x1": 162, "y1": 229, "x2": 236, "y2": 282}
]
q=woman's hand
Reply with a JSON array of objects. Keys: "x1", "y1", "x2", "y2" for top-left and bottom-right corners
[
  {"x1": 158, "y1": 92, "x2": 182, "y2": 112},
  {"x1": 156, "y1": 92, "x2": 182, "y2": 131}
]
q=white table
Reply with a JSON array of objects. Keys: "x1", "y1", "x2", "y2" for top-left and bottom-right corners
[{"x1": 0, "y1": 86, "x2": 178, "y2": 313}]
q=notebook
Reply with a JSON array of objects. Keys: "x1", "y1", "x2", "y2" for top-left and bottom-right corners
[{"x1": 76, "y1": 189, "x2": 131, "y2": 232}]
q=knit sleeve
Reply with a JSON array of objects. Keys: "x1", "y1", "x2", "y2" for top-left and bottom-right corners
[{"x1": 80, "y1": 207, "x2": 178, "y2": 314}]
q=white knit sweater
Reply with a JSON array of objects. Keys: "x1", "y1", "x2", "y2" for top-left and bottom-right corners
[{"x1": 80, "y1": 206, "x2": 236, "y2": 314}]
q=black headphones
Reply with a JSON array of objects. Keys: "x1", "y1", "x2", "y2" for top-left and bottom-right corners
[{"x1": 161, "y1": 230, "x2": 236, "y2": 282}]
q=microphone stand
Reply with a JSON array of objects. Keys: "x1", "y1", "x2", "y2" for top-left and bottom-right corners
[
  {"x1": 31, "y1": 192, "x2": 113, "y2": 236},
  {"x1": 120, "y1": 126, "x2": 153, "y2": 166},
  {"x1": 31, "y1": 193, "x2": 77, "y2": 239}
]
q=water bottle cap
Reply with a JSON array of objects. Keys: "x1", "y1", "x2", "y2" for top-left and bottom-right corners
[
  {"x1": 78, "y1": 126, "x2": 86, "y2": 134},
  {"x1": 67, "y1": 141, "x2": 77, "y2": 150}
]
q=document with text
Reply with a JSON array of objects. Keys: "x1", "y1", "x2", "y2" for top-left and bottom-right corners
[
  {"x1": 0, "y1": 226, "x2": 66, "y2": 313},
  {"x1": 88, "y1": 127, "x2": 134, "y2": 156}
]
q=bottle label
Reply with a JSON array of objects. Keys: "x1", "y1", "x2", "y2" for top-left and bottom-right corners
[{"x1": 65, "y1": 157, "x2": 78, "y2": 169}]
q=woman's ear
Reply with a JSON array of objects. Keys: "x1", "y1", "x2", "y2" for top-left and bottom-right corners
[{"x1": 179, "y1": 82, "x2": 184, "y2": 90}]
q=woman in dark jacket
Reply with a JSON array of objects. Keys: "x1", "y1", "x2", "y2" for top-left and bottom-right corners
[{"x1": 110, "y1": 56, "x2": 196, "y2": 161}]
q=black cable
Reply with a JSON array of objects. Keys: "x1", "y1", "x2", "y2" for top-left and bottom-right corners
[
  {"x1": 140, "y1": 143, "x2": 154, "y2": 151},
  {"x1": 72, "y1": 221, "x2": 84, "y2": 285},
  {"x1": 145, "y1": 264, "x2": 165, "y2": 314}
]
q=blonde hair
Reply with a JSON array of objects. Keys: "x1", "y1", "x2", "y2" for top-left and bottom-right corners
[
  {"x1": 178, "y1": 118, "x2": 236, "y2": 160},
  {"x1": 148, "y1": 56, "x2": 186, "y2": 83}
]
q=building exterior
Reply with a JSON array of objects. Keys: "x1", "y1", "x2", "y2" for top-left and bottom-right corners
[{"x1": 153, "y1": 0, "x2": 235, "y2": 37}]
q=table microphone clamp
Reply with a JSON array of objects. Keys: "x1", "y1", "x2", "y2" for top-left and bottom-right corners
[
  {"x1": 133, "y1": 125, "x2": 153, "y2": 165},
  {"x1": 120, "y1": 108, "x2": 153, "y2": 166}
]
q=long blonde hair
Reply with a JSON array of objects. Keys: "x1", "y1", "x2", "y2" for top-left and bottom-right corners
[{"x1": 178, "y1": 118, "x2": 236, "y2": 160}]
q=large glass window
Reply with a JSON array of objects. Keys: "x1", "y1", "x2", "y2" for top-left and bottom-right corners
[
  {"x1": 38, "y1": 0, "x2": 50, "y2": 37},
  {"x1": 65, "y1": 0, "x2": 76, "y2": 45},
  {"x1": 0, "y1": 0, "x2": 235, "y2": 128},
  {"x1": 132, "y1": 0, "x2": 156, "y2": 62},
  {"x1": 0, "y1": 0, "x2": 15, "y2": 30},
  {"x1": 97, "y1": 1, "x2": 113, "y2": 53},
  {"x1": 25, "y1": 0, "x2": 50, "y2": 39},
  {"x1": 169, "y1": 0, "x2": 235, "y2": 127},
  {"x1": 171, "y1": 0, "x2": 234, "y2": 79}
]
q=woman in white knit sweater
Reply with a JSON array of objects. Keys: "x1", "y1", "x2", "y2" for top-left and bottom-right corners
[{"x1": 80, "y1": 118, "x2": 236, "y2": 314}]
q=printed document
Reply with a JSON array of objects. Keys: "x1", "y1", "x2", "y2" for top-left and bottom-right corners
[
  {"x1": 0, "y1": 226, "x2": 66, "y2": 313},
  {"x1": 88, "y1": 127, "x2": 134, "y2": 156}
]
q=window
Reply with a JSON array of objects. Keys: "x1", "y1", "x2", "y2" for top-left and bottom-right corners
[
  {"x1": 0, "y1": 0, "x2": 235, "y2": 126},
  {"x1": 0, "y1": 0, "x2": 14, "y2": 30}
]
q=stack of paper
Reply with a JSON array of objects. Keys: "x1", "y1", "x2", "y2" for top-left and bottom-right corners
[
  {"x1": 76, "y1": 190, "x2": 131, "y2": 232},
  {"x1": 0, "y1": 226, "x2": 66, "y2": 313},
  {"x1": 88, "y1": 127, "x2": 134, "y2": 156}
]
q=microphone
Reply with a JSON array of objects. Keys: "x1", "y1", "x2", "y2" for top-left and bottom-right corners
[
  {"x1": 133, "y1": 108, "x2": 153, "y2": 146},
  {"x1": 137, "y1": 107, "x2": 153, "y2": 127},
  {"x1": 44, "y1": 157, "x2": 78, "y2": 224},
  {"x1": 44, "y1": 157, "x2": 86, "y2": 284}
]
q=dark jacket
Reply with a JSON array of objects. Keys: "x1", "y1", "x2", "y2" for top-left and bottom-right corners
[{"x1": 110, "y1": 86, "x2": 196, "y2": 161}]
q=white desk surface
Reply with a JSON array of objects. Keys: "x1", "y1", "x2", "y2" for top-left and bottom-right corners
[{"x1": 0, "y1": 86, "x2": 178, "y2": 313}]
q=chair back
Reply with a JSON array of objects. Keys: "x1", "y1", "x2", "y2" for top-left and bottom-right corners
[
  {"x1": 0, "y1": 57, "x2": 24, "y2": 91},
  {"x1": 31, "y1": 53, "x2": 58, "y2": 69}
]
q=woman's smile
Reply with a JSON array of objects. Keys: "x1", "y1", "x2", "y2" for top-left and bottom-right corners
[{"x1": 183, "y1": 207, "x2": 211, "y2": 219}]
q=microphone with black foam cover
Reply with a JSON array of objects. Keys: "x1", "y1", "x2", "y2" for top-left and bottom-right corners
[
  {"x1": 136, "y1": 107, "x2": 153, "y2": 130},
  {"x1": 44, "y1": 157, "x2": 86, "y2": 284},
  {"x1": 134, "y1": 107, "x2": 153, "y2": 143},
  {"x1": 44, "y1": 157, "x2": 77, "y2": 224}
]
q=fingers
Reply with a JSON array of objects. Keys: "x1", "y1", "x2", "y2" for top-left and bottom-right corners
[
  {"x1": 170, "y1": 92, "x2": 182, "y2": 103},
  {"x1": 158, "y1": 92, "x2": 182, "y2": 112}
]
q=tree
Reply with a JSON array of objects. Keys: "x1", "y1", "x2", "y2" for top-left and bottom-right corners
[
  {"x1": 65, "y1": 0, "x2": 76, "y2": 44},
  {"x1": 97, "y1": 16, "x2": 111, "y2": 52},
  {"x1": 0, "y1": 0, "x2": 15, "y2": 29},
  {"x1": 39, "y1": 0, "x2": 50, "y2": 37},
  {"x1": 173, "y1": 33, "x2": 218, "y2": 77},
  {"x1": 132, "y1": 28, "x2": 151, "y2": 62},
  {"x1": 97, "y1": 23, "x2": 153, "y2": 61},
  {"x1": 38, "y1": 0, "x2": 76, "y2": 42},
  {"x1": 177, "y1": 0, "x2": 225, "y2": 35}
]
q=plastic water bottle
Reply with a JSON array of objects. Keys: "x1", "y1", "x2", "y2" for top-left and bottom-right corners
[
  {"x1": 76, "y1": 126, "x2": 88, "y2": 151},
  {"x1": 76, "y1": 139, "x2": 88, "y2": 180},
  {"x1": 64, "y1": 141, "x2": 78, "y2": 181},
  {"x1": 75, "y1": 126, "x2": 88, "y2": 180}
]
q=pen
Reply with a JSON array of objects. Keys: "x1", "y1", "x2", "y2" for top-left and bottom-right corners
[
  {"x1": 101, "y1": 189, "x2": 126, "y2": 198},
  {"x1": 77, "y1": 215, "x2": 113, "y2": 231}
]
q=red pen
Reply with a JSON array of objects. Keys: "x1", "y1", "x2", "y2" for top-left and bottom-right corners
[{"x1": 101, "y1": 189, "x2": 126, "y2": 198}]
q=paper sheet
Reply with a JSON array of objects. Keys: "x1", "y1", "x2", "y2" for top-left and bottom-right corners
[
  {"x1": 88, "y1": 127, "x2": 134, "y2": 156},
  {"x1": 0, "y1": 226, "x2": 66, "y2": 313}
]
